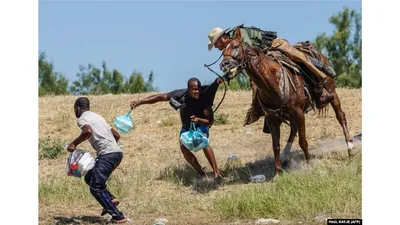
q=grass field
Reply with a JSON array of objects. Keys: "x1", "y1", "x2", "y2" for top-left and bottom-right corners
[{"x1": 39, "y1": 88, "x2": 362, "y2": 225}]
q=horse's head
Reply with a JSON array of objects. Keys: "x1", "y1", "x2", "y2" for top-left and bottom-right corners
[{"x1": 219, "y1": 27, "x2": 249, "y2": 78}]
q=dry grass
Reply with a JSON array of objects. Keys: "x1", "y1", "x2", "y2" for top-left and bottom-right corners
[{"x1": 39, "y1": 88, "x2": 361, "y2": 225}]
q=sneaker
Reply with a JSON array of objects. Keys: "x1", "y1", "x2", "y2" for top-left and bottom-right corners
[{"x1": 101, "y1": 199, "x2": 120, "y2": 216}]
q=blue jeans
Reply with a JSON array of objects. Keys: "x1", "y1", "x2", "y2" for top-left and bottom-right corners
[
  {"x1": 84, "y1": 152, "x2": 124, "y2": 220},
  {"x1": 179, "y1": 125, "x2": 209, "y2": 137}
]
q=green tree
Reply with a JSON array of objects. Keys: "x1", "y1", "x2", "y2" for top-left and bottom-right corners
[
  {"x1": 70, "y1": 61, "x2": 159, "y2": 95},
  {"x1": 123, "y1": 71, "x2": 146, "y2": 93},
  {"x1": 38, "y1": 52, "x2": 69, "y2": 96},
  {"x1": 145, "y1": 70, "x2": 156, "y2": 92},
  {"x1": 111, "y1": 69, "x2": 124, "y2": 94},
  {"x1": 314, "y1": 6, "x2": 362, "y2": 88},
  {"x1": 70, "y1": 64, "x2": 102, "y2": 95},
  {"x1": 100, "y1": 61, "x2": 112, "y2": 93}
]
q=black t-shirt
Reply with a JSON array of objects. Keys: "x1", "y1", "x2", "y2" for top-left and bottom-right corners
[{"x1": 167, "y1": 80, "x2": 219, "y2": 129}]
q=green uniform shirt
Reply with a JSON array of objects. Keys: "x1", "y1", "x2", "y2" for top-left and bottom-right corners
[{"x1": 227, "y1": 27, "x2": 264, "y2": 49}]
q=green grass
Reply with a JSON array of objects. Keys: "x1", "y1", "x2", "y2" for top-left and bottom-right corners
[
  {"x1": 214, "y1": 154, "x2": 362, "y2": 221},
  {"x1": 39, "y1": 174, "x2": 126, "y2": 205},
  {"x1": 214, "y1": 113, "x2": 229, "y2": 125},
  {"x1": 39, "y1": 136, "x2": 66, "y2": 159},
  {"x1": 161, "y1": 116, "x2": 177, "y2": 127}
]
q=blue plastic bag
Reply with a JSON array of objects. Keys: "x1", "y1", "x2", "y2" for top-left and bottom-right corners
[
  {"x1": 114, "y1": 109, "x2": 134, "y2": 133},
  {"x1": 179, "y1": 122, "x2": 210, "y2": 152}
]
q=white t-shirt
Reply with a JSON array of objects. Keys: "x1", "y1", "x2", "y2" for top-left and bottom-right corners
[{"x1": 77, "y1": 111, "x2": 122, "y2": 155}]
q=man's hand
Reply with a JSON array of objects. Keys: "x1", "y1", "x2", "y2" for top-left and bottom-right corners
[
  {"x1": 67, "y1": 143, "x2": 76, "y2": 152},
  {"x1": 191, "y1": 115, "x2": 200, "y2": 123},
  {"x1": 216, "y1": 76, "x2": 229, "y2": 84},
  {"x1": 216, "y1": 77, "x2": 224, "y2": 84},
  {"x1": 130, "y1": 100, "x2": 141, "y2": 109}
]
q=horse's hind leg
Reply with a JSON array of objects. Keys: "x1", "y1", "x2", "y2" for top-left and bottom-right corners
[
  {"x1": 329, "y1": 87, "x2": 354, "y2": 156},
  {"x1": 266, "y1": 116, "x2": 283, "y2": 175}
]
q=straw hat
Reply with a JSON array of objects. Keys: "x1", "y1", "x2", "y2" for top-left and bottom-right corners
[{"x1": 208, "y1": 27, "x2": 230, "y2": 51}]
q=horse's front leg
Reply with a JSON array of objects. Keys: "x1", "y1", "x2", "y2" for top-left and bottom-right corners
[
  {"x1": 294, "y1": 107, "x2": 310, "y2": 162},
  {"x1": 266, "y1": 116, "x2": 283, "y2": 175},
  {"x1": 327, "y1": 81, "x2": 354, "y2": 156},
  {"x1": 282, "y1": 122, "x2": 297, "y2": 157}
]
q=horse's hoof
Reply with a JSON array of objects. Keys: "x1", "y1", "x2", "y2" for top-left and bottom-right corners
[
  {"x1": 347, "y1": 141, "x2": 354, "y2": 151},
  {"x1": 275, "y1": 168, "x2": 286, "y2": 175}
]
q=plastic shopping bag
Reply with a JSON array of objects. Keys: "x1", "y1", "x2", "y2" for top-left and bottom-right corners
[
  {"x1": 114, "y1": 109, "x2": 134, "y2": 133},
  {"x1": 179, "y1": 122, "x2": 210, "y2": 152},
  {"x1": 66, "y1": 149, "x2": 95, "y2": 178}
]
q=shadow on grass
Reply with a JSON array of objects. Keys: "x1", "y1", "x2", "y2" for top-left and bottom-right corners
[
  {"x1": 156, "y1": 150, "x2": 317, "y2": 193},
  {"x1": 157, "y1": 134, "x2": 361, "y2": 193},
  {"x1": 54, "y1": 216, "x2": 107, "y2": 224},
  {"x1": 243, "y1": 151, "x2": 318, "y2": 181},
  {"x1": 156, "y1": 163, "x2": 224, "y2": 194}
]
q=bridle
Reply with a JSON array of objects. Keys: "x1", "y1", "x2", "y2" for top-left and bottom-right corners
[{"x1": 221, "y1": 38, "x2": 257, "y2": 77}]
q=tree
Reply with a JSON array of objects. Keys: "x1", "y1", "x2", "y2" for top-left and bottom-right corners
[
  {"x1": 123, "y1": 71, "x2": 145, "y2": 93},
  {"x1": 70, "y1": 64, "x2": 101, "y2": 95},
  {"x1": 314, "y1": 6, "x2": 362, "y2": 88},
  {"x1": 100, "y1": 61, "x2": 112, "y2": 93},
  {"x1": 38, "y1": 52, "x2": 69, "y2": 96},
  {"x1": 111, "y1": 69, "x2": 124, "y2": 94},
  {"x1": 70, "y1": 61, "x2": 158, "y2": 95},
  {"x1": 145, "y1": 70, "x2": 156, "y2": 92}
]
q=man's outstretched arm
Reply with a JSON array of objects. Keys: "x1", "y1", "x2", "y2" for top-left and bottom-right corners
[{"x1": 131, "y1": 93, "x2": 168, "y2": 109}]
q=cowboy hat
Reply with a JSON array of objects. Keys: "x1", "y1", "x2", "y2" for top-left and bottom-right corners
[{"x1": 208, "y1": 27, "x2": 230, "y2": 51}]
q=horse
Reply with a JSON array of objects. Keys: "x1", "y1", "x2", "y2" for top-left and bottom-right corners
[{"x1": 219, "y1": 27, "x2": 354, "y2": 175}]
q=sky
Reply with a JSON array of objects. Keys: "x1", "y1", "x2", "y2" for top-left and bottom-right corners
[{"x1": 39, "y1": 0, "x2": 361, "y2": 92}]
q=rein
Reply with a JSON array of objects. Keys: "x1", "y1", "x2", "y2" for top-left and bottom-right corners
[{"x1": 204, "y1": 53, "x2": 227, "y2": 114}]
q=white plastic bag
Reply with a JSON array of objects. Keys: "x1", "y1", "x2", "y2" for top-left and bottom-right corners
[{"x1": 66, "y1": 149, "x2": 95, "y2": 178}]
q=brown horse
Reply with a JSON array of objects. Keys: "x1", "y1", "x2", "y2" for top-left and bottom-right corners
[{"x1": 220, "y1": 27, "x2": 354, "y2": 175}]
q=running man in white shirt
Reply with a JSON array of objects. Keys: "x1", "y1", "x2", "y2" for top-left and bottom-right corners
[{"x1": 67, "y1": 97, "x2": 128, "y2": 224}]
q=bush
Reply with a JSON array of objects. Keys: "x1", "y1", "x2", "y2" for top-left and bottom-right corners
[
  {"x1": 39, "y1": 136, "x2": 65, "y2": 159},
  {"x1": 214, "y1": 113, "x2": 229, "y2": 125}
]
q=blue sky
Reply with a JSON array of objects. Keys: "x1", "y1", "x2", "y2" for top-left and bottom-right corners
[{"x1": 39, "y1": 0, "x2": 361, "y2": 92}]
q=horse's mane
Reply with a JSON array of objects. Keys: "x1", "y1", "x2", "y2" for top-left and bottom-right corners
[{"x1": 250, "y1": 46, "x2": 280, "y2": 74}]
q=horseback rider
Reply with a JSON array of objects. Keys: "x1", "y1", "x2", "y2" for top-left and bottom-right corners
[{"x1": 207, "y1": 25, "x2": 335, "y2": 111}]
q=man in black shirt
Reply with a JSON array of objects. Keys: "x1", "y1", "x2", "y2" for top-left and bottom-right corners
[{"x1": 130, "y1": 77, "x2": 225, "y2": 183}]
